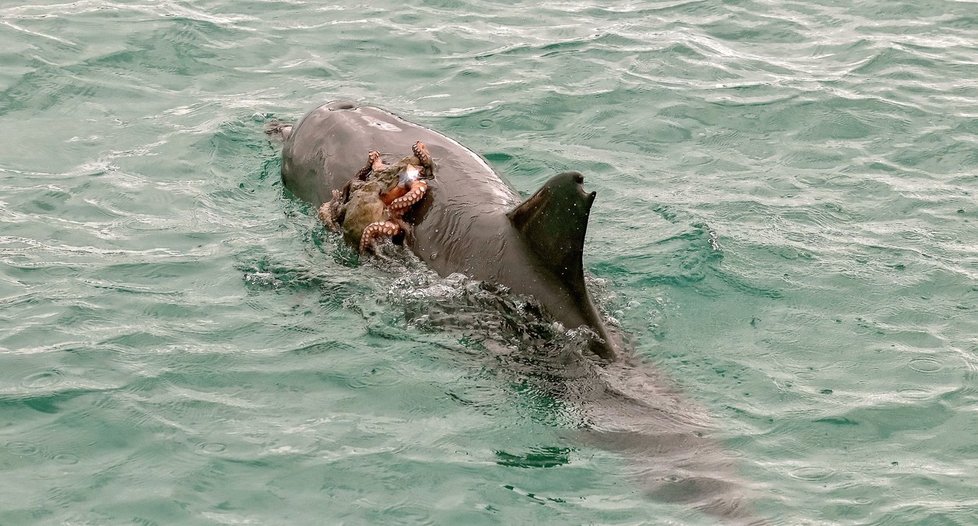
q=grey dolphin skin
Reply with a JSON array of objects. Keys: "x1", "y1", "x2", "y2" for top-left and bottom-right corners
[{"x1": 279, "y1": 100, "x2": 618, "y2": 361}]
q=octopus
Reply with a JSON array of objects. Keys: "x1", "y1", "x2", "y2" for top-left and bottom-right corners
[{"x1": 319, "y1": 140, "x2": 433, "y2": 254}]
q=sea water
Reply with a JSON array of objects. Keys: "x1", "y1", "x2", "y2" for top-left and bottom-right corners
[{"x1": 1, "y1": 1, "x2": 976, "y2": 524}]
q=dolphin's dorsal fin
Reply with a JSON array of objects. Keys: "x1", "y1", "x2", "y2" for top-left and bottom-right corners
[{"x1": 507, "y1": 172, "x2": 596, "y2": 290}]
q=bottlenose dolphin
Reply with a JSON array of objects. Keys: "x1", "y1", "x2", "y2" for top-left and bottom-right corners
[
  {"x1": 277, "y1": 100, "x2": 618, "y2": 361},
  {"x1": 271, "y1": 101, "x2": 761, "y2": 522}
]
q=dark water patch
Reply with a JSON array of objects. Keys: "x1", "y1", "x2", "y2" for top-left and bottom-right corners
[
  {"x1": 84, "y1": 278, "x2": 183, "y2": 298},
  {"x1": 237, "y1": 252, "x2": 366, "y2": 301},
  {"x1": 0, "y1": 16, "x2": 246, "y2": 117},
  {"x1": 889, "y1": 135, "x2": 978, "y2": 172},
  {"x1": 817, "y1": 400, "x2": 953, "y2": 441},
  {"x1": 813, "y1": 417, "x2": 859, "y2": 427},
  {"x1": 851, "y1": 45, "x2": 961, "y2": 80},
  {"x1": 712, "y1": 266, "x2": 785, "y2": 300},
  {"x1": 657, "y1": 41, "x2": 712, "y2": 62},
  {"x1": 612, "y1": 222, "x2": 723, "y2": 291},
  {"x1": 466, "y1": 30, "x2": 645, "y2": 60},
  {"x1": 539, "y1": 32, "x2": 646, "y2": 58},
  {"x1": 701, "y1": 18, "x2": 807, "y2": 44},
  {"x1": 0, "y1": 62, "x2": 99, "y2": 115},
  {"x1": 795, "y1": 107, "x2": 874, "y2": 141},
  {"x1": 630, "y1": 119, "x2": 693, "y2": 145},
  {"x1": 21, "y1": 189, "x2": 71, "y2": 214},
  {"x1": 854, "y1": 0, "x2": 976, "y2": 21},
  {"x1": 91, "y1": 20, "x2": 221, "y2": 78},
  {"x1": 10, "y1": 389, "x2": 90, "y2": 414},
  {"x1": 196, "y1": 117, "x2": 282, "y2": 168}
]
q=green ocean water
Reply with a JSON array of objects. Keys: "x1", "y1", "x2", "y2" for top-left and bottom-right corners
[{"x1": 2, "y1": 0, "x2": 977, "y2": 524}]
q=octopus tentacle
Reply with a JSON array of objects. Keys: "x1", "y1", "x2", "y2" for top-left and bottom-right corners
[
  {"x1": 319, "y1": 189, "x2": 344, "y2": 229},
  {"x1": 369, "y1": 150, "x2": 386, "y2": 171},
  {"x1": 317, "y1": 202, "x2": 333, "y2": 227},
  {"x1": 388, "y1": 180, "x2": 428, "y2": 213},
  {"x1": 380, "y1": 185, "x2": 408, "y2": 206},
  {"x1": 354, "y1": 161, "x2": 372, "y2": 182},
  {"x1": 412, "y1": 141, "x2": 434, "y2": 178},
  {"x1": 359, "y1": 220, "x2": 401, "y2": 254},
  {"x1": 355, "y1": 150, "x2": 386, "y2": 180}
]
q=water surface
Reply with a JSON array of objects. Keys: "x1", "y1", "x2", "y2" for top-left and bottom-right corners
[{"x1": 1, "y1": 1, "x2": 977, "y2": 524}]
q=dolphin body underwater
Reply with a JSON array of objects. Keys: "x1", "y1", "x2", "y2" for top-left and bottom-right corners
[{"x1": 271, "y1": 101, "x2": 761, "y2": 523}]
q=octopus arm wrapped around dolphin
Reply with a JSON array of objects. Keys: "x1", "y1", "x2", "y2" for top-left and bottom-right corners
[{"x1": 320, "y1": 141, "x2": 434, "y2": 254}]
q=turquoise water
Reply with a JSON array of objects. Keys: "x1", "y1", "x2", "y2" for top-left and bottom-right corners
[{"x1": 2, "y1": 1, "x2": 977, "y2": 523}]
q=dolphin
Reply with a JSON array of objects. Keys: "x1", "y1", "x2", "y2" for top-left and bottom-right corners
[
  {"x1": 276, "y1": 100, "x2": 618, "y2": 361},
  {"x1": 271, "y1": 101, "x2": 763, "y2": 523}
]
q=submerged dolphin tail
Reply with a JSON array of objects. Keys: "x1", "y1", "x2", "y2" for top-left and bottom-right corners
[{"x1": 508, "y1": 172, "x2": 616, "y2": 361}]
